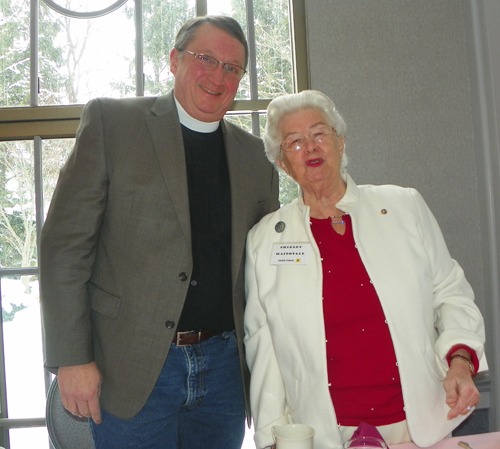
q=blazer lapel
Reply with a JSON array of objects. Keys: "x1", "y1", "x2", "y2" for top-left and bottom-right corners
[{"x1": 146, "y1": 93, "x2": 191, "y2": 247}]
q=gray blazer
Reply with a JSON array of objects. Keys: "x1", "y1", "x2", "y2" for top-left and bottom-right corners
[{"x1": 40, "y1": 91, "x2": 279, "y2": 419}]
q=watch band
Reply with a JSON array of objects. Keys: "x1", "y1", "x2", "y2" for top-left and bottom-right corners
[{"x1": 450, "y1": 353, "x2": 475, "y2": 376}]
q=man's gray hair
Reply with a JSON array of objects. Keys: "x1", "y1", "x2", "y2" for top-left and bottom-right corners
[
  {"x1": 174, "y1": 15, "x2": 249, "y2": 69},
  {"x1": 263, "y1": 90, "x2": 348, "y2": 172}
]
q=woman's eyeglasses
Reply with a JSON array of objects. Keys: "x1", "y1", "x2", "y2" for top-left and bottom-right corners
[{"x1": 281, "y1": 126, "x2": 336, "y2": 152}]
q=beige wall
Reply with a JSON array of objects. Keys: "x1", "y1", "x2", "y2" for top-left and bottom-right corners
[{"x1": 304, "y1": 0, "x2": 500, "y2": 430}]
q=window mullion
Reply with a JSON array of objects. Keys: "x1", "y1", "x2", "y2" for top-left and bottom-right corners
[
  {"x1": 289, "y1": 0, "x2": 309, "y2": 92},
  {"x1": 135, "y1": 0, "x2": 144, "y2": 96},
  {"x1": 196, "y1": 0, "x2": 207, "y2": 16},
  {"x1": 245, "y1": 0, "x2": 258, "y2": 102},
  {"x1": 244, "y1": 0, "x2": 260, "y2": 135},
  {"x1": 34, "y1": 136, "x2": 44, "y2": 250},
  {"x1": 31, "y1": 0, "x2": 39, "y2": 106},
  {"x1": 0, "y1": 277, "x2": 8, "y2": 448}
]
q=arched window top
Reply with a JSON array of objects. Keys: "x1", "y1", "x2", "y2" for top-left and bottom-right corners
[{"x1": 42, "y1": 0, "x2": 128, "y2": 19}]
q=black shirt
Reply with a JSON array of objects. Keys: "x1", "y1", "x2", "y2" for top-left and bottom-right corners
[{"x1": 176, "y1": 124, "x2": 234, "y2": 332}]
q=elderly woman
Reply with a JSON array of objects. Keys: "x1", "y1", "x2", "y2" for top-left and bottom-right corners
[{"x1": 244, "y1": 90, "x2": 487, "y2": 449}]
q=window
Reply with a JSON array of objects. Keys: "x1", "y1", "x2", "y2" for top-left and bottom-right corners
[{"x1": 0, "y1": 1, "x2": 307, "y2": 447}]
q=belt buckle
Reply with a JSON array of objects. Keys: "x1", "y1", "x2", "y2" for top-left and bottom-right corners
[{"x1": 175, "y1": 330, "x2": 201, "y2": 347}]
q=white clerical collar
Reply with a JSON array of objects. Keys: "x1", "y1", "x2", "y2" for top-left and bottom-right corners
[{"x1": 174, "y1": 96, "x2": 220, "y2": 133}]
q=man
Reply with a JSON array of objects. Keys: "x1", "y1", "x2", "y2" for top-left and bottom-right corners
[{"x1": 40, "y1": 15, "x2": 279, "y2": 449}]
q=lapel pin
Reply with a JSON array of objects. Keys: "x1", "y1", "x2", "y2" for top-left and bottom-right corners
[{"x1": 275, "y1": 221, "x2": 285, "y2": 233}]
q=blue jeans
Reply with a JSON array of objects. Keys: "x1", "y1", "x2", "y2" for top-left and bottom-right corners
[{"x1": 90, "y1": 330, "x2": 246, "y2": 449}]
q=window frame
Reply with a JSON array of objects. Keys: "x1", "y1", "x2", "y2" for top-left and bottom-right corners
[
  {"x1": 1, "y1": 0, "x2": 309, "y2": 141},
  {"x1": 0, "y1": 0, "x2": 308, "y2": 445}
]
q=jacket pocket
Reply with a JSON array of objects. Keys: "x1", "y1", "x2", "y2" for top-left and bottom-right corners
[{"x1": 89, "y1": 282, "x2": 121, "y2": 319}]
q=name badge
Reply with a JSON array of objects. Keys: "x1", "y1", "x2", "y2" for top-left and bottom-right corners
[{"x1": 270, "y1": 243, "x2": 311, "y2": 265}]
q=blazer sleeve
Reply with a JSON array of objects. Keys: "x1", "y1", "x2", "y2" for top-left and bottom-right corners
[
  {"x1": 411, "y1": 189, "x2": 488, "y2": 374},
  {"x1": 40, "y1": 98, "x2": 108, "y2": 371},
  {"x1": 244, "y1": 225, "x2": 292, "y2": 449}
]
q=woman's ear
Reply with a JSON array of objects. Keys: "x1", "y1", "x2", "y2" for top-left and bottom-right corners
[
  {"x1": 277, "y1": 157, "x2": 289, "y2": 175},
  {"x1": 338, "y1": 136, "x2": 345, "y2": 158}
]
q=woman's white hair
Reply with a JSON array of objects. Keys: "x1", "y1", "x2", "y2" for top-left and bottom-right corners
[{"x1": 263, "y1": 90, "x2": 348, "y2": 173}]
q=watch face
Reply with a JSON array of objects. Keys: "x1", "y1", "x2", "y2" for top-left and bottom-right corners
[{"x1": 43, "y1": 0, "x2": 128, "y2": 18}]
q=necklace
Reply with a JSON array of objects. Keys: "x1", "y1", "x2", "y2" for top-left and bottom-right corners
[{"x1": 330, "y1": 214, "x2": 345, "y2": 225}]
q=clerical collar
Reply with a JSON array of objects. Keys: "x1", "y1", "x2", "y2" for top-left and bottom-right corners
[{"x1": 174, "y1": 96, "x2": 220, "y2": 133}]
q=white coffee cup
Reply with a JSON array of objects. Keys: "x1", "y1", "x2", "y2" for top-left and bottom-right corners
[{"x1": 272, "y1": 423, "x2": 315, "y2": 449}]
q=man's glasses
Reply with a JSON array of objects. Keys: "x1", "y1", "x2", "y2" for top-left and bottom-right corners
[
  {"x1": 280, "y1": 126, "x2": 336, "y2": 152},
  {"x1": 179, "y1": 49, "x2": 247, "y2": 80}
]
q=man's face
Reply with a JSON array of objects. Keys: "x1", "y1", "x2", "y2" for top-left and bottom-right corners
[{"x1": 170, "y1": 23, "x2": 246, "y2": 122}]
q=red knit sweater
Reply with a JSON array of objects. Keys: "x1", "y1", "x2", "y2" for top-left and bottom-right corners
[{"x1": 310, "y1": 215, "x2": 406, "y2": 426}]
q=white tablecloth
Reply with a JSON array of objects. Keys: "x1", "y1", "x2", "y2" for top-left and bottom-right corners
[{"x1": 392, "y1": 432, "x2": 500, "y2": 449}]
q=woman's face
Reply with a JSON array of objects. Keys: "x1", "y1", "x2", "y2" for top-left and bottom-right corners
[{"x1": 277, "y1": 108, "x2": 345, "y2": 190}]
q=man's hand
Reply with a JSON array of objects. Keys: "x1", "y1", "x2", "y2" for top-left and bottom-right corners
[
  {"x1": 444, "y1": 353, "x2": 479, "y2": 420},
  {"x1": 58, "y1": 361, "x2": 102, "y2": 424}
]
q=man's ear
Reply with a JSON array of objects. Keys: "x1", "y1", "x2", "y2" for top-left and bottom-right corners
[{"x1": 170, "y1": 48, "x2": 179, "y2": 75}]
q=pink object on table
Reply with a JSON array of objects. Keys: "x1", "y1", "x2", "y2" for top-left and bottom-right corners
[{"x1": 350, "y1": 422, "x2": 388, "y2": 447}]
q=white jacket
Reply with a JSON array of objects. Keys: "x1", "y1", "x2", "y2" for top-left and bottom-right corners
[{"x1": 244, "y1": 174, "x2": 487, "y2": 449}]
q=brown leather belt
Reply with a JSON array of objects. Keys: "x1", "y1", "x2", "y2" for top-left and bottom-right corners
[{"x1": 173, "y1": 330, "x2": 220, "y2": 347}]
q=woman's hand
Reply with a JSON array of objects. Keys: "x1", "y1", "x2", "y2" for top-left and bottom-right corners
[{"x1": 444, "y1": 353, "x2": 480, "y2": 420}]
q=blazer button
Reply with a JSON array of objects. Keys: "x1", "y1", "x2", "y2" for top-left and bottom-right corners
[
  {"x1": 179, "y1": 272, "x2": 188, "y2": 281},
  {"x1": 165, "y1": 320, "x2": 175, "y2": 329}
]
